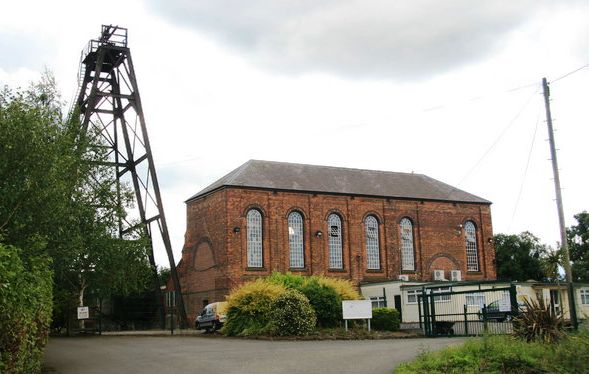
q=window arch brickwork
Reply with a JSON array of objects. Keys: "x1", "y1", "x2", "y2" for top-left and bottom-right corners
[
  {"x1": 465, "y1": 220, "x2": 479, "y2": 271},
  {"x1": 288, "y1": 211, "x2": 304, "y2": 268},
  {"x1": 327, "y1": 213, "x2": 343, "y2": 269},
  {"x1": 400, "y1": 217, "x2": 416, "y2": 271},
  {"x1": 246, "y1": 209, "x2": 263, "y2": 268},
  {"x1": 365, "y1": 215, "x2": 380, "y2": 270}
]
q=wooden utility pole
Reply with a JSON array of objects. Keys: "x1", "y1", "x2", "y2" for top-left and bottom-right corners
[{"x1": 542, "y1": 77, "x2": 578, "y2": 328}]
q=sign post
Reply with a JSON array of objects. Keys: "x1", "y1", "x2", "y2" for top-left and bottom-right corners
[{"x1": 342, "y1": 300, "x2": 372, "y2": 332}]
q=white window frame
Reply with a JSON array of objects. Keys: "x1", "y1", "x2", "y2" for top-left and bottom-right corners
[
  {"x1": 466, "y1": 292, "x2": 486, "y2": 307},
  {"x1": 287, "y1": 211, "x2": 305, "y2": 268},
  {"x1": 246, "y1": 209, "x2": 263, "y2": 268},
  {"x1": 407, "y1": 289, "x2": 420, "y2": 304},
  {"x1": 327, "y1": 213, "x2": 343, "y2": 269},
  {"x1": 580, "y1": 288, "x2": 589, "y2": 305},
  {"x1": 365, "y1": 215, "x2": 380, "y2": 270},
  {"x1": 465, "y1": 221, "x2": 479, "y2": 272},
  {"x1": 400, "y1": 218, "x2": 415, "y2": 271},
  {"x1": 370, "y1": 296, "x2": 386, "y2": 309},
  {"x1": 431, "y1": 287, "x2": 452, "y2": 302}
]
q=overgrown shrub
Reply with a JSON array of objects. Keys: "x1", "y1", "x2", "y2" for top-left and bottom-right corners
[
  {"x1": 513, "y1": 298, "x2": 564, "y2": 343},
  {"x1": 267, "y1": 290, "x2": 316, "y2": 336},
  {"x1": 371, "y1": 308, "x2": 400, "y2": 331},
  {"x1": 315, "y1": 276, "x2": 361, "y2": 301},
  {"x1": 300, "y1": 280, "x2": 342, "y2": 327},
  {"x1": 547, "y1": 330, "x2": 589, "y2": 373},
  {"x1": 266, "y1": 272, "x2": 306, "y2": 290},
  {"x1": 0, "y1": 244, "x2": 53, "y2": 374},
  {"x1": 221, "y1": 280, "x2": 286, "y2": 336}
]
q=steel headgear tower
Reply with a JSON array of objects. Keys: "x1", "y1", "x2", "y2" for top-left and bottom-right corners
[{"x1": 74, "y1": 25, "x2": 187, "y2": 327}]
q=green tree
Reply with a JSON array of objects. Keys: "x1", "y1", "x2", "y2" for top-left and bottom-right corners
[
  {"x1": 568, "y1": 211, "x2": 589, "y2": 282},
  {"x1": 1, "y1": 74, "x2": 154, "y2": 332},
  {"x1": 494, "y1": 232, "x2": 547, "y2": 281}
]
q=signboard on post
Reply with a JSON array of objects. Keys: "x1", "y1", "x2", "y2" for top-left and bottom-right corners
[
  {"x1": 77, "y1": 306, "x2": 89, "y2": 320},
  {"x1": 342, "y1": 300, "x2": 372, "y2": 319},
  {"x1": 342, "y1": 300, "x2": 372, "y2": 331}
]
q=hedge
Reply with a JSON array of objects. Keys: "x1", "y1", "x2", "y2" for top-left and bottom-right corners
[
  {"x1": 371, "y1": 308, "x2": 400, "y2": 331},
  {"x1": 0, "y1": 243, "x2": 53, "y2": 374}
]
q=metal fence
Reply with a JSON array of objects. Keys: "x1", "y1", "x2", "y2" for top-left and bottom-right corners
[{"x1": 418, "y1": 283, "x2": 518, "y2": 337}]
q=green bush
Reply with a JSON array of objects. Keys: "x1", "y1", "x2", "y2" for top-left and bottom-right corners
[
  {"x1": 266, "y1": 272, "x2": 306, "y2": 290},
  {"x1": 513, "y1": 298, "x2": 564, "y2": 343},
  {"x1": 0, "y1": 244, "x2": 53, "y2": 374},
  {"x1": 371, "y1": 308, "x2": 400, "y2": 331},
  {"x1": 268, "y1": 290, "x2": 316, "y2": 336},
  {"x1": 221, "y1": 280, "x2": 286, "y2": 336},
  {"x1": 300, "y1": 280, "x2": 342, "y2": 327}
]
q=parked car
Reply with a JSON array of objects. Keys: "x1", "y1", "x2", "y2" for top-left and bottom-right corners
[
  {"x1": 194, "y1": 302, "x2": 228, "y2": 332},
  {"x1": 478, "y1": 300, "x2": 526, "y2": 322}
]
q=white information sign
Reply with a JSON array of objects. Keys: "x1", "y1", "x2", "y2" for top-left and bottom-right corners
[
  {"x1": 498, "y1": 297, "x2": 511, "y2": 312},
  {"x1": 342, "y1": 300, "x2": 372, "y2": 320},
  {"x1": 77, "y1": 306, "x2": 89, "y2": 320}
]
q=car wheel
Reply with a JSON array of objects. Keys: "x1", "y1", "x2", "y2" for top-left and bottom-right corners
[{"x1": 205, "y1": 326, "x2": 214, "y2": 333}]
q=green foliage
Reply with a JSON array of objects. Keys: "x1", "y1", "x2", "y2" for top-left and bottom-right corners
[
  {"x1": 513, "y1": 298, "x2": 564, "y2": 343},
  {"x1": 394, "y1": 332, "x2": 589, "y2": 374},
  {"x1": 221, "y1": 280, "x2": 286, "y2": 336},
  {"x1": 0, "y1": 244, "x2": 53, "y2": 374},
  {"x1": 371, "y1": 308, "x2": 400, "y2": 331},
  {"x1": 299, "y1": 279, "x2": 342, "y2": 327},
  {"x1": 568, "y1": 211, "x2": 589, "y2": 282},
  {"x1": 314, "y1": 276, "x2": 361, "y2": 301},
  {"x1": 494, "y1": 232, "x2": 547, "y2": 281},
  {"x1": 266, "y1": 271, "x2": 306, "y2": 289},
  {"x1": 267, "y1": 290, "x2": 316, "y2": 336},
  {"x1": 223, "y1": 273, "x2": 361, "y2": 335},
  {"x1": 1, "y1": 76, "x2": 154, "y2": 335}
]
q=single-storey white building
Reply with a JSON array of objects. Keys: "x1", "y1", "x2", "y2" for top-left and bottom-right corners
[{"x1": 361, "y1": 280, "x2": 589, "y2": 325}]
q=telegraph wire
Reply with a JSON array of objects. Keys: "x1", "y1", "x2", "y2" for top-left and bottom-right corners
[
  {"x1": 455, "y1": 86, "x2": 540, "y2": 188},
  {"x1": 508, "y1": 101, "x2": 542, "y2": 231},
  {"x1": 549, "y1": 63, "x2": 589, "y2": 84}
]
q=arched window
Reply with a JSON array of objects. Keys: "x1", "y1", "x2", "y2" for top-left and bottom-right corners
[
  {"x1": 400, "y1": 218, "x2": 415, "y2": 271},
  {"x1": 288, "y1": 211, "x2": 304, "y2": 268},
  {"x1": 365, "y1": 215, "x2": 380, "y2": 270},
  {"x1": 246, "y1": 209, "x2": 263, "y2": 268},
  {"x1": 465, "y1": 221, "x2": 479, "y2": 271},
  {"x1": 327, "y1": 213, "x2": 343, "y2": 269}
]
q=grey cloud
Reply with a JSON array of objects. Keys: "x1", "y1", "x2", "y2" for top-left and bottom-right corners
[
  {"x1": 147, "y1": 0, "x2": 538, "y2": 80},
  {"x1": 0, "y1": 33, "x2": 51, "y2": 72}
]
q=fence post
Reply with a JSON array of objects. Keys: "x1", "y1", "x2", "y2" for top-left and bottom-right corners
[
  {"x1": 464, "y1": 304, "x2": 469, "y2": 336},
  {"x1": 430, "y1": 294, "x2": 437, "y2": 336},
  {"x1": 509, "y1": 283, "x2": 519, "y2": 319},
  {"x1": 482, "y1": 303, "x2": 488, "y2": 333}
]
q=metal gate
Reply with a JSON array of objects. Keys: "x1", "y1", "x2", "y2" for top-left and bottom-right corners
[{"x1": 418, "y1": 283, "x2": 518, "y2": 337}]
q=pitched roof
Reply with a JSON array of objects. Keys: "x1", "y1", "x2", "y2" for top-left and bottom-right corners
[{"x1": 187, "y1": 160, "x2": 491, "y2": 204}]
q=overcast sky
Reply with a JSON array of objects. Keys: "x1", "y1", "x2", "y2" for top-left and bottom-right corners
[{"x1": 2, "y1": 1, "x2": 588, "y2": 267}]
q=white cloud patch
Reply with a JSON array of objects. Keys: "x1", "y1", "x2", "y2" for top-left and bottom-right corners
[{"x1": 147, "y1": 0, "x2": 539, "y2": 80}]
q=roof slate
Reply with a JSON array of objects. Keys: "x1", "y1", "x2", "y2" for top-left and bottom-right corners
[{"x1": 187, "y1": 160, "x2": 491, "y2": 204}]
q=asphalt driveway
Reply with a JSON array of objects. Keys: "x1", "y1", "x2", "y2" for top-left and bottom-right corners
[{"x1": 43, "y1": 335, "x2": 466, "y2": 374}]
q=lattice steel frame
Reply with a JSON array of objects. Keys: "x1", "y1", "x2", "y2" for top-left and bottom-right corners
[{"x1": 74, "y1": 25, "x2": 187, "y2": 327}]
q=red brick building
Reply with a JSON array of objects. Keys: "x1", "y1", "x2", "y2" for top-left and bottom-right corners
[{"x1": 177, "y1": 160, "x2": 496, "y2": 317}]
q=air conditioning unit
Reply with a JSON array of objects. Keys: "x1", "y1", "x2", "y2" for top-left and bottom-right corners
[
  {"x1": 398, "y1": 275, "x2": 409, "y2": 281},
  {"x1": 451, "y1": 270, "x2": 462, "y2": 281},
  {"x1": 433, "y1": 270, "x2": 445, "y2": 281}
]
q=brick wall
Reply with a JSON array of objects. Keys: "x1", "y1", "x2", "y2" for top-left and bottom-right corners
[{"x1": 179, "y1": 187, "x2": 495, "y2": 311}]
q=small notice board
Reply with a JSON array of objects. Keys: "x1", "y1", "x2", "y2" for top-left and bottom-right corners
[
  {"x1": 77, "y1": 306, "x2": 89, "y2": 320},
  {"x1": 342, "y1": 300, "x2": 372, "y2": 319},
  {"x1": 342, "y1": 300, "x2": 372, "y2": 332}
]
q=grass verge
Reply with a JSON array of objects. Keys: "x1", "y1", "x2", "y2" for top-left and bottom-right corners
[{"x1": 395, "y1": 331, "x2": 589, "y2": 374}]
